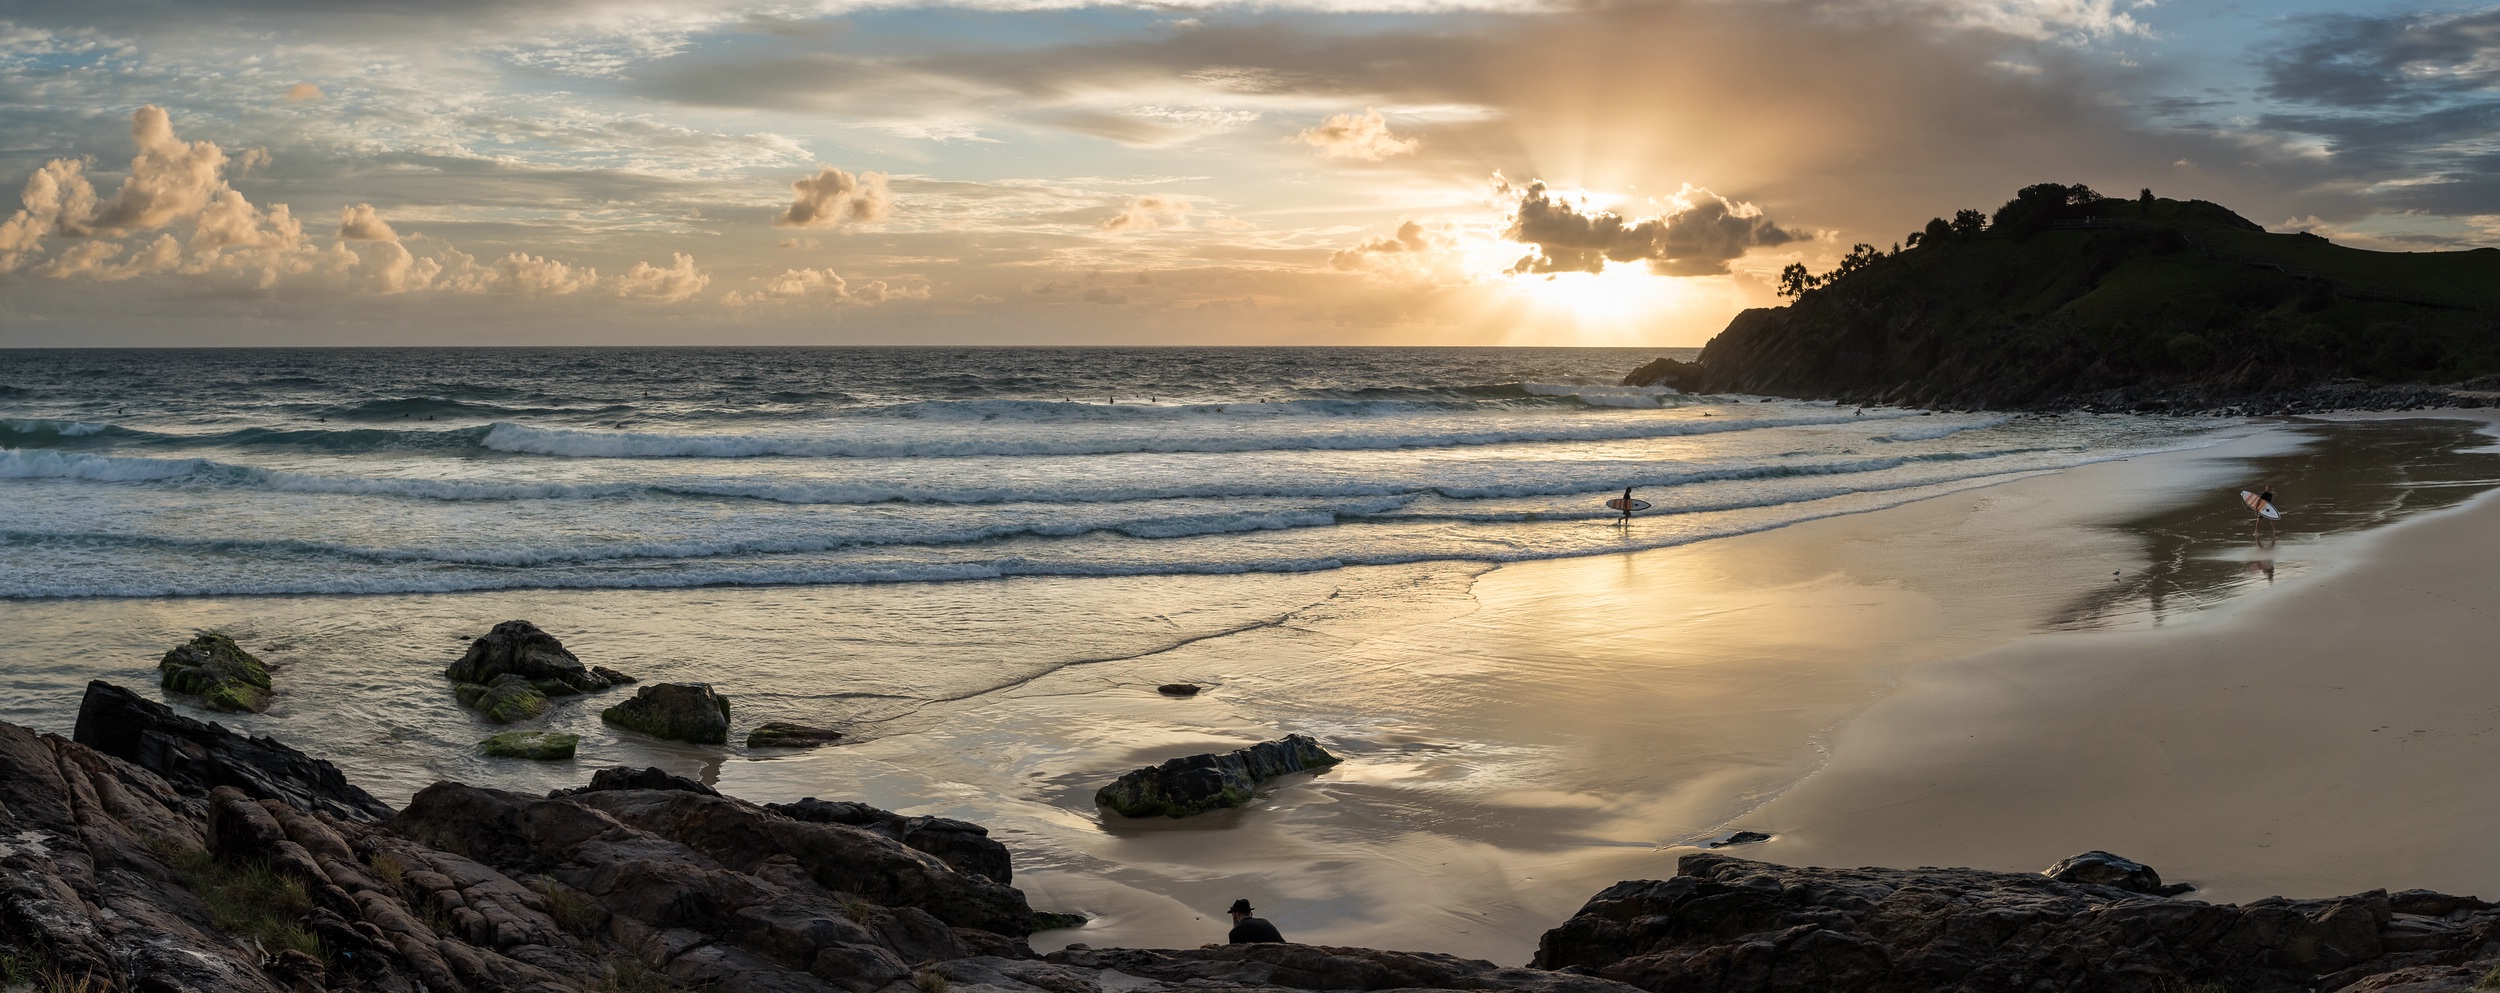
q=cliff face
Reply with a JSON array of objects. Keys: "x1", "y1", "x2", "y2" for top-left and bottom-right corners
[{"x1": 1641, "y1": 195, "x2": 2500, "y2": 409}]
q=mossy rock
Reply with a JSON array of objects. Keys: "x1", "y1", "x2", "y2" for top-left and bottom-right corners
[
  {"x1": 600, "y1": 683, "x2": 730, "y2": 745},
  {"x1": 1031, "y1": 911, "x2": 1088, "y2": 931},
  {"x1": 479, "y1": 731, "x2": 578, "y2": 760},
  {"x1": 455, "y1": 673, "x2": 551, "y2": 724},
  {"x1": 159, "y1": 632, "x2": 274, "y2": 713}
]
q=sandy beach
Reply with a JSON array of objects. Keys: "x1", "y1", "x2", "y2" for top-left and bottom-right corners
[
  {"x1": 5, "y1": 414, "x2": 2496, "y2": 968},
  {"x1": 1746, "y1": 411, "x2": 2500, "y2": 904}
]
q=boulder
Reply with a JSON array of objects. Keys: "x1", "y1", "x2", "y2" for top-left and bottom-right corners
[
  {"x1": 479, "y1": 731, "x2": 578, "y2": 760},
  {"x1": 747, "y1": 721, "x2": 844, "y2": 748},
  {"x1": 1032, "y1": 911, "x2": 1088, "y2": 931},
  {"x1": 445, "y1": 619, "x2": 630, "y2": 696},
  {"x1": 560, "y1": 765, "x2": 720, "y2": 796},
  {"x1": 1155, "y1": 683, "x2": 1202, "y2": 697},
  {"x1": 1095, "y1": 734, "x2": 1340, "y2": 818},
  {"x1": 770, "y1": 797, "x2": 1013, "y2": 884},
  {"x1": 1045, "y1": 944, "x2": 1646, "y2": 993},
  {"x1": 456, "y1": 672, "x2": 552, "y2": 724},
  {"x1": 2045, "y1": 849, "x2": 2195, "y2": 895},
  {"x1": 1533, "y1": 853, "x2": 2482, "y2": 993},
  {"x1": 158, "y1": 631, "x2": 274, "y2": 713},
  {"x1": 1709, "y1": 830, "x2": 1772, "y2": 848},
  {"x1": 600, "y1": 682, "x2": 731, "y2": 744},
  {"x1": 70, "y1": 679, "x2": 391, "y2": 821}
]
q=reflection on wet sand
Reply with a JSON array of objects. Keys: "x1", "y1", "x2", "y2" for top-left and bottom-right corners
[{"x1": 2053, "y1": 419, "x2": 2500, "y2": 630}]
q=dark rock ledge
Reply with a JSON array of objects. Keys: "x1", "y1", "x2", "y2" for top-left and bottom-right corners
[{"x1": 10, "y1": 680, "x2": 2500, "y2": 993}]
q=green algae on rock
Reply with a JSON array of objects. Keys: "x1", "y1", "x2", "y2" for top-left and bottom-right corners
[
  {"x1": 1095, "y1": 733, "x2": 1340, "y2": 818},
  {"x1": 455, "y1": 673, "x2": 551, "y2": 724},
  {"x1": 158, "y1": 632, "x2": 274, "y2": 713},
  {"x1": 479, "y1": 731, "x2": 579, "y2": 760},
  {"x1": 601, "y1": 682, "x2": 730, "y2": 744}
]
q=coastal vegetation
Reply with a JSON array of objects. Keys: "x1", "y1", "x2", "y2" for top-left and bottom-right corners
[{"x1": 1638, "y1": 183, "x2": 2500, "y2": 408}]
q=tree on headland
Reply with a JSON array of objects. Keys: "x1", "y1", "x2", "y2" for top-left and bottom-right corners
[
  {"x1": 1776, "y1": 262, "x2": 1818, "y2": 299},
  {"x1": 2140, "y1": 188, "x2": 2155, "y2": 205},
  {"x1": 1950, "y1": 209, "x2": 1987, "y2": 240}
]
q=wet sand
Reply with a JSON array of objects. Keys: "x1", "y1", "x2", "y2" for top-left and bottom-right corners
[
  {"x1": 5, "y1": 416, "x2": 2495, "y2": 965},
  {"x1": 1744, "y1": 412, "x2": 2500, "y2": 905}
]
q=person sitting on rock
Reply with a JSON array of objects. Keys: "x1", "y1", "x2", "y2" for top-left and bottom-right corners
[{"x1": 1226, "y1": 899, "x2": 1285, "y2": 944}]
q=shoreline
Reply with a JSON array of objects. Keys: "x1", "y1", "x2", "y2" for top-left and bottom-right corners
[
  {"x1": 1736, "y1": 412, "x2": 2500, "y2": 905},
  {"x1": 3, "y1": 415, "x2": 2496, "y2": 965}
]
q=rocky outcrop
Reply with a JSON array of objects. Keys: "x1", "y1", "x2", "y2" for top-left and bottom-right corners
[
  {"x1": 746, "y1": 721, "x2": 844, "y2": 748},
  {"x1": 1096, "y1": 734, "x2": 1341, "y2": 818},
  {"x1": 1534, "y1": 853, "x2": 2500, "y2": 993},
  {"x1": 770, "y1": 797, "x2": 1014, "y2": 884},
  {"x1": 71, "y1": 679, "x2": 392, "y2": 822},
  {"x1": 600, "y1": 682, "x2": 730, "y2": 744},
  {"x1": 159, "y1": 631, "x2": 275, "y2": 713},
  {"x1": 1620, "y1": 357, "x2": 1703, "y2": 394},
  {"x1": 446, "y1": 620, "x2": 631, "y2": 698},
  {"x1": 478, "y1": 731, "x2": 577, "y2": 760},
  {"x1": 1043, "y1": 944, "x2": 1646, "y2": 993}
]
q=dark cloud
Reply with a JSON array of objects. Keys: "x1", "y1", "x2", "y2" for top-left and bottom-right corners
[
  {"x1": 1504, "y1": 181, "x2": 1797, "y2": 276},
  {"x1": 2262, "y1": 9, "x2": 2500, "y2": 110}
]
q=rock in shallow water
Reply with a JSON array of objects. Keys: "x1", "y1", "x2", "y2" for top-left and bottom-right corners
[
  {"x1": 455, "y1": 672, "x2": 552, "y2": 724},
  {"x1": 479, "y1": 730, "x2": 578, "y2": 760},
  {"x1": 2044, "y1": 848, "x2": 2194, "y2": 896},
  {"x1": 746, "y1": 721, "x2": 844, "y2": 748},
  {"x1": 600, "y1": 681, "x2": 731, "y2": 744},
  {"x1": 1094, "y1": 733, "x2": 1340, "y2": 818},
  {"x1": 158, "y1": 631, "x2": 273, "y2": 713},
  {"x1": 445, "y1": 619, "x2": 631, "y2": 695},
  {"x1": 1155, "y1": 683, "x2": 1202, "y2": 696}
]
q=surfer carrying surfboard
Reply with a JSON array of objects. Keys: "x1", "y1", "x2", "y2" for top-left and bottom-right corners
[
  {"x1": 1607, "y1": 487, "x2": 1651, "y2": 523},
  {"x1": 2248, "y1": 482, "x2": 2279, "y2": 541}
]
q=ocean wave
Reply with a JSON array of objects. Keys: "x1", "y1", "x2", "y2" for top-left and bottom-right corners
[
  {"x1": 0, "y1": 471, "x2": 2067, "y2": 599},
  {"x1": 1871, "y1": 415, "x2": 2014, "y2": 442},
  {"x1": 0, "y1": 444, "x2": 2033, "y2": 506},
  {"x1": 476, "y1": 412, "x2": 1913, "y2": 460},
  {"x1": 0, "y1": 419, "x2": 119, "y2": 446},
  {"x1": 336, "y1": 397, "x2": 638, "y2": 421}
]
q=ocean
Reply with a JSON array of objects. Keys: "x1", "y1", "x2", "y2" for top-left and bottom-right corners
[{"x1": 0, "y1": 347, "x2": 2208, "y2": 598}]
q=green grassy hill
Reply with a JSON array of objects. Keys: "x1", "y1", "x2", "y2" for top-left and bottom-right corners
[{"x1": 1655, "y1": 185, "x2": 2500, "y2": 408}]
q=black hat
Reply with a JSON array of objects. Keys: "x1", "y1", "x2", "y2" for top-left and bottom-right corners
[{"x1": 1227, "y1": 899, "x2": 1254, "y2": 914}]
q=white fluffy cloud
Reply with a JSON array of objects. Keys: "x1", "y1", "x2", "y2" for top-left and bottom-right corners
[
  {"x1": 1504, "y1": 181, "x2": 1799, "y2": 276},
  {"x1": 772, "y1": 166, "x2": 891, "y2": 229},
  {"x1": 1293, "y1": 109, "x2": 1420, "y2": 161},
  {"x1": 0, "y1": 107, "x2": 708, "y2": 303},
  {"x1": 722, "y1": 267, "x2": 929, "y2": 307}
]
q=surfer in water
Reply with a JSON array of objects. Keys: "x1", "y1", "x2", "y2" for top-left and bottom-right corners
[
  {"x1": 1619, "y1": 487, "x2": 1636, "y2": 524},
  {"x1": 2253, "y1": 481, "x2": 2278, "y2": 542}
]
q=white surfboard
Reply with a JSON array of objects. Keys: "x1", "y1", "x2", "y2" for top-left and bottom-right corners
[{"x1": 2240, "y1": 490, "x2": 2281, "y2": 521}]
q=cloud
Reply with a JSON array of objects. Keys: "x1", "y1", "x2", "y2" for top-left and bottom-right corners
[
  {"x1": 772, "y1": 165, "x2": 891, "y2": 229},
  {"x1": 1295, "y1": 109, "x2": 1420, "y2": 161},
  {"x1": 1101, "y1": 195, "x2": 1190, "y2": 231},
  {"x1": 722, "y1": 266, "x2": 929, "y2": 307},
  {"x1": 88, "y1": 106, "x2": 233, "y2": 234},
  {"x1": 286, "y1": 83, "x2": 324, "y2": 102},
  {"x1": 338, "y1": 203, "x2": 398, "y2": 242},
  {"x1": 2261, "y1": 9, "x2": 2500, "y2": 110},
  {"x1": 1505, "y1": 181, "x2": 1799, "y2": 276},
  {"x1": 1331, "y1": 220, "x2": 1433, "y2": 269},
  {"x1": 616, "y1": 252, "x2": 711, "y2": 301}
]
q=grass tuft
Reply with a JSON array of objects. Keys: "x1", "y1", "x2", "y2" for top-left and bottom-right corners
[
  {"x1": 912, "y1": 968, "x2": 950, "y2": 993},
  {"x1": 153, "y1": 841, "x2": 321, "y2": 962},
  {"x1": 368, "y1": 851, "x2": 408, "y2": 891},
  {"x1": 2475, "y1": 965, "x2": 2500, "y2": 991},
  {"x1": 582, "y1": 956, "x2": 684, "y2": 992},
  {"x1": 528, "y1": 876, "x2": 603, "y2": 937}
]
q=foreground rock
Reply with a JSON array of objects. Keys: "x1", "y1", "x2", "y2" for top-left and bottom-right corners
[
  {"x1": 747, "y1": 721, "x2": 844, "y2": 748},
  {"x1": 1044, "y1": 944, "x2": 1644, "y2": 993},
  {"x1": 1535, "y1": 853, "x2": 2500, "y2": 993},
  {"x1": 479, "y1": 730, "x2": 578, "y2": 760},
  {"x1": 71, "y1": 679, "x2": 391, "y2": 822},
  {"x1": 444, "y1": 621, "x2": 631, "y2": 721},
  {"x1": 601, "y1": 681, "x2": 731, "y2": 744},
  {"x1": 1095, "y1": 733, "x2": 1341, "y2": 818},
  {"x1": 159, "y1": 631, "x2": 275, "y2": 712},
  {"x1": 770, "y1": 797, "x2": 1014, "y2": 884}
]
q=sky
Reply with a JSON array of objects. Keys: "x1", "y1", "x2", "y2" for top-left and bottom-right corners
[{"x1": 0, "y1": 0, "x2": 2496, "y2": 346}]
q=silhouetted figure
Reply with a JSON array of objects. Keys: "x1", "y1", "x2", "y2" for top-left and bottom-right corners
[
  {"x1": 1619, "y1": 487, "x2": 1636, "y2": 523},
  {"x1": 1226, "y1": 899, "x2": 1284, "y2": 944},
  {"x1": 2253, "y1": 481, "x2": 2279, "y2": 542}
]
